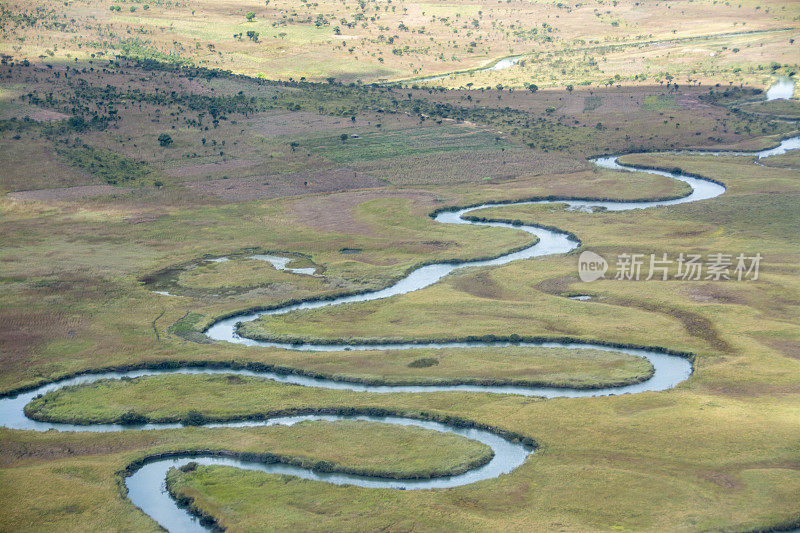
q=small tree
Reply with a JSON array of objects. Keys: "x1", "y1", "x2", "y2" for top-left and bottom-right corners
[
  {"x1": 527, "y1": 83, "x2": 538, "y2": 93},
  {"x1": 566, "y1": 84, "x2": 574, "y2": 92},
  {"x1": 245, "y1": 11, "x2": 256, "y2": 21},
  {"x1": 158, "y1": 133, "x2": 173, "y2": 147},
  {"x1": 340, "y1": 133, "x2": 349, "y2": 143}
]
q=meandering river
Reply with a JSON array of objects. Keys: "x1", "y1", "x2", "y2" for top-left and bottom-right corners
[{"x1": 2, "y1": 138, "x2": 798, "y2": 532}]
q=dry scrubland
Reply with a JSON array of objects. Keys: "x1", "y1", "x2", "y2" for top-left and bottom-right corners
[
  {"x1": 0, "y1": 0, "x2": 798, "y2": 89},
  {"x1": 0, "y1": 50, "x2": 798, "y2": 532}
]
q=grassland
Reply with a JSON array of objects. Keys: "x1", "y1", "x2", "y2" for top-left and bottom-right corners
[
  {"x1": 22, "y1": 349, "x2": 654, "y2": 422},
  {"x1": 0, "y1": 421, "x2": 494, "y2": 531},
  {"x1": 0, "y1": 0, "x2": 798, "y2": 89},
  {"x1": 0, "y1": 47, "x2": 799, "y2": 532}
]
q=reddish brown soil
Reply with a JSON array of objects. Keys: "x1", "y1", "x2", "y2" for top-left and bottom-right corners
[
  {"x1": 164, "y1": 159, "x2": 260, "y2": 179},
  {"x1": 7, "y1": 185, "x2": 129, "y2": 201},
  {"x1": 288, "y1": 189, "x2": 441, "y2": 235},
  {"x1": 185, "y1": 167, "x2": 385, "y2": 202}
]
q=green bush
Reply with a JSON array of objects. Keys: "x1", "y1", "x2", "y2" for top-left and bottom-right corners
[
  {"x1": 179, "y1": 462, "x2": 199, "y2": 473},
  {"x1": 118, "y1": 410, "x2": 148, "y2": 425},
  {"x1": 181, "y1": 409, "x2": 206, "y2": 426}
]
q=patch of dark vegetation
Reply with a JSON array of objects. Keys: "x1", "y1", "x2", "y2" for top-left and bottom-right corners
[
  {"x1": 179, "y1": 461, "x2": 199, "y2": 473},
  {"x1": 118, "y1": 410, "x2": 148, "y2": 425},
  {"x1": 168, "y1": 313, "x2": 211, "y2": 344},
  {"x1": 407, "y1": 357, "x2": 439, "y2": 368},
  {"x1": 181, "y1": 409, "x2": 206, "y2": 426},
  {"x1": 700, "y1": 86, "x2": 766, "y2": 107},
  {"x1": 55, "y1": 144, "x2": 160, "y2": 187}
]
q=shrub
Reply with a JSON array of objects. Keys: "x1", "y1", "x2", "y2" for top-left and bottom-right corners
[
  {"x1": 179, "y1": 462, "x2": 199, "y2": 473},
  {"x1": 158, "y1": 133, "x2": 173, "y2": 147},
  {"x1": 408, "y1": 357, "x2": 439, "y2": 368},
  {"x1": 119, "y1": 410, "x2": 148, "y2": 425},
  {"x1": 311, "y1": 460, "x2": 334, "y2": 473},
  {"x1": 181, "y1": 409, "x2": 206, "y2": 426}
]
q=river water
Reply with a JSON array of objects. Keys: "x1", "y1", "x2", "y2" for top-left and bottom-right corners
[{"x1": 2, "y1": 138, "x2": 798, "y2": 532}]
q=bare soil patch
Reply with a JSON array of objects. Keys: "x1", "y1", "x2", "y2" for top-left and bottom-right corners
[
  {"x1": 251, "y1": 111, "x2": 354, "y2": 136},
  {"x1": 684, "y1": 284, "x2": 747, "y2": 305},
  {"x1": 164, "y1": 159, "x2": 260, "y2": 179},
  {"x1": 0, "y1": 104, "x2": 69, "y2": 122},
  {"x1": 7, "y1": 185, "x2": 130, "y2": 202},
  {"x1": 185, "y1": 167, "x2": 385, "y2": 202},
  {"x1": 758, "y1": 338, "x2": 800, "y2": 360},
  {"x1": 288, "y1": 189, "x2": 441, "y2": 235},
  {"x1": 452, "y1": 271, "x2": 506, "y2": 300}
]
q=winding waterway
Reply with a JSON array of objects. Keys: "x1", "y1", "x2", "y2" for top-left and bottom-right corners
[{"x1": 2, "y1": 138, "x2": 798, "y2": 532}]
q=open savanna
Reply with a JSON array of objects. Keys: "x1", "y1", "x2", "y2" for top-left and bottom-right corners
[
  {"x1": 417, "y1": 26, "x2": 800, "y2": 92},
  {"x1": 0, "y1": 52, "x2": 798, "y2": 531},
  {"x1": 0, "y1": 0, "x2": 798, "y2": 87}
]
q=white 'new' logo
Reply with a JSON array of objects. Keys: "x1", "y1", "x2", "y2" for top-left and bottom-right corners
[{"x1": 578, "y1": 250, "x2": 607, "y2": 282}]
